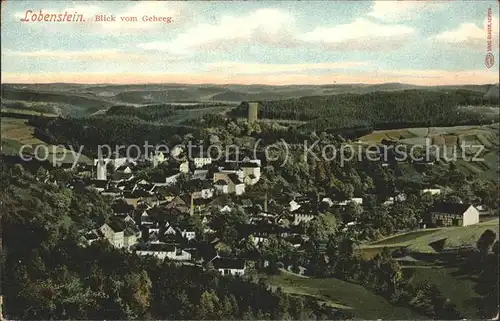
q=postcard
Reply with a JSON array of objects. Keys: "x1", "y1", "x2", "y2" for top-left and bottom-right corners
[{"x1": 1, "y1": 1, "x2": 499, "y2": 320}]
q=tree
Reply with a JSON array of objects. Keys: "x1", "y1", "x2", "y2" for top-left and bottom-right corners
[
  {"x1": 477, "y1": 229, "x2": 497, "y2": 257},
  {"x1": 197, "y1": 290, "x2": 220, "y2": 319},
  {"x1": 306, "y1": 214, "x2": 337, "y2": 243}
]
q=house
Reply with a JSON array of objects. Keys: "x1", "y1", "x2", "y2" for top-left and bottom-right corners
[
  {"x1": 429, "y1": 203, "x2": 479, "y2": 227},
  {"x1": 82, "y1": 230, "x2": 101, "y2": 246},
  {"x1": 335, "y1": 197, "x2": 363, "y2": 207},
  {"x1": 289, "y1": 200, "x2": 301, "y2": 212},
  {"x1": 116, "y1": 164, "x2": 133, "y2": 174},
  {"x1": 191, "y1": 148, "x2": 212, "y2": 168},
  {"x1": 124, "y1": 227, "x2": 140, "y2": 249},
  {"x1": 214, "y1": 179, "x2": 229, "y2": 194},
  {"x1": 213, "y1": 173, "x2": 245, "y2": 195},
  {"x1": 211, "y1": 257, "x2": 246, "y2": 276},
  {"x1": 165, "y1": 196, "x2": 190, "y2": 214},
  {"x1": 163, "y1": 225, "x2": 177, "y2": 236},
  {"x1": 192, "y1": 169, "x2": 209, "y2": 181},
  {"x1": 99, "y1": 222, "x2": 125, "y2": 248},
  {"x1": 191, "y1": 180, "x2": 215, "y2": 199},
  {"x1": 178, "y1": 223, "x2": 196, "y2": 240},
  {"x1": 292, "y1": 212, "x2": 315, "y2": 225},
  {"x1": 152, "y1": 173, "x2": 181, "y2": 186},
  {"x1": 421, "y1": 188, "x2": 441, "y2": 196},
  {"x1": 135, "y1": 243, "x2": 192, "y2": 261},
  {"x1": 192, "y1": 187, "x2": 214, "y2": 199},
  {"x1": 240, "y1": 162, "x2": 261, "y2": 185},
  {"x1": 383, "y1": 193, "x2": 407, "y2": 206},
  {"x1": 88, "y1": 179, "x2": 109, "y2": 192}
]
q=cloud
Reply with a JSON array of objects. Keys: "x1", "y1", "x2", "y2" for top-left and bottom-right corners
[
  {"x1": 299, "y1": 18, "x2": 416, "y2": 51},
  {"x1": 3, "y1": 49, "x2": 145, "y2": 62},
  {"x1": 138, "y1": 8, "x2": 298, "y2": 55},
  {"x1": 139, "y1": 11, "x2": 415, "y2": 54},
  {"x1": 204, "y1": 61, "x2": 368, "y2": 75},
  {"x1": 367, "y1": 0, "x2": 448, "y2": 21},
  {"x1": 432, "y1": 15, "x2": 499, "y2": 49}
]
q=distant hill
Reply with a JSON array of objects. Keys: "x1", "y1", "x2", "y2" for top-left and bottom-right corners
[{"x1": 2, "y1": 83, "x2": 497, "y2": 117}]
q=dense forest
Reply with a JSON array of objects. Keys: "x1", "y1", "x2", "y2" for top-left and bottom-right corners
[
  {"x1": 230, "y1": 90, "x2": 497, "y2": 132},
  {"x1": 28, "y1": 116, "x2": 201, "y2": 156}
]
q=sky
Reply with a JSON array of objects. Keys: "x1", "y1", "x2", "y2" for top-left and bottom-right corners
[{"x1": 1, "y1": 0, "x2": 499, "y2": 85}]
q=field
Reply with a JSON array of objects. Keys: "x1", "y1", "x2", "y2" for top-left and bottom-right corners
[
  {"x1": 359, "y1": 124, "x2": 499, "y2": 180},
  {"x1": 262, "y1": 271, "x2": 423, "y2": 319},
  {"x1": 357, "y1": 219, "x2": 499, "y2": 255},
  {"x1": 1, "y1": 117, "x2": 91, "y2": 164},
  {"x1": 1, "y1": 107, "x2": 58, "y2": 117}
]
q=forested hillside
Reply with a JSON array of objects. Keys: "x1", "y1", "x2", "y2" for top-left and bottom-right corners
[{"x1": 231, "y1": 90, "x2": 498, "y2": 132}]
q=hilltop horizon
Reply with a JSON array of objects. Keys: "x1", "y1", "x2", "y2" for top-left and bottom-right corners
[{"x1": 3, "y1": 81, "x2": 500, "y2": 87}]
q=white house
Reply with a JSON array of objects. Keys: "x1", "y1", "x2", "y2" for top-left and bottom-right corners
[
  {"x1": 429, "y1": 203, "x2": 479, "y2": 227},
  {"x1": 289, "y1": 200, "x2": 301, "y2": 212},
  {"x1": 211, "y1": 257, "x2": 246, "y2": 276},
  {"x1": 135, "y1": 243, "x2": 192, "y2": 261},
  {"x1": 194, "y1": 157, "x2": 212, "y2": 168},
  {"x1": 240, "y1": 162, "x2": 261, "y2": 185},
  {"x1": 421, "y1": 188, "x2": 441, "y2": 196},
  {"x1": 180, "y1": 229, "x2": 196, "y2": 241},
  {"x1": 336, "y1": 197, "x2": 363, "y2": 206},
  {"x1": 293, "y1": 212, "x2": 315, "y2": 225},
  {"x1": 213, "y1": 173, "x2": 245, "y2": 195},
  {"x1": 193, "y1": 188, "x2": 214, "y2": 199},
  {"x1": 99, "y1": 223, "x2": 125, "y2": 248},
  {"x1": 163, "y1": 225, "x2": 177, "y2": 235}
]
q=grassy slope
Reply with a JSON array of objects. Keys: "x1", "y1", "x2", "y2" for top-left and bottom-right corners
[
  {"x1": 358, "y1": 219, "x2": 499, "y2": 254},
  {"x1": 408, "y1": 267, "x2": 482, "y2": 319},
  {"x1": 350, "y1": 220, "x2": 499, "y2": 318},
  {"x1": 262, "y1": 272, "x2": 423, "y2": 319},
  {"x1": 1, "y1": 117, "x2": 91, "y2": 164}
]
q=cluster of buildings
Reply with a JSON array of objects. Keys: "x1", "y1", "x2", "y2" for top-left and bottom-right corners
[{"x1": 63, "y1": 147, "x2": 266, "y2": 275}]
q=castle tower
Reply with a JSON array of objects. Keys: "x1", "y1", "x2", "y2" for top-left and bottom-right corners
[
  {"x1": 96, "y1": 160, "x2": 107, "y2": 180},
  {"x1": 248, "y1": 102, "x2": 259, "y2": 123}
]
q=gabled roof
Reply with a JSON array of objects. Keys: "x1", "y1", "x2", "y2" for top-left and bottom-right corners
[
  {"x1": 108, "y1": 219, "x2": 126, "y2": 233},
  {"x1": 430, "y1": 202, "x2": 473, "y2": 215},
  {"x1": 88, "y1": 179, "x2": 108, "y2": 188},
  {"x1": 212, "y1": 257, "x2": 245, "y2": 270},
  {"x1": 215, "y1": 179, "x2": 228, "y2": 185},
  {"x1": 116, "y1": 164, "x2": 132, "y2": 171},
  {"x1": 240, "y1": 162, "x2": 259, "y2": 168},
  {"x1": 166, "y1": 196, "x2": 188, "y2": 207},
  {"x1": 227, "y1": 173, "x2": 242, "y2": 184},
  {"x1": 135, "y1": 242, "x2": 176, "y2": 252}
]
